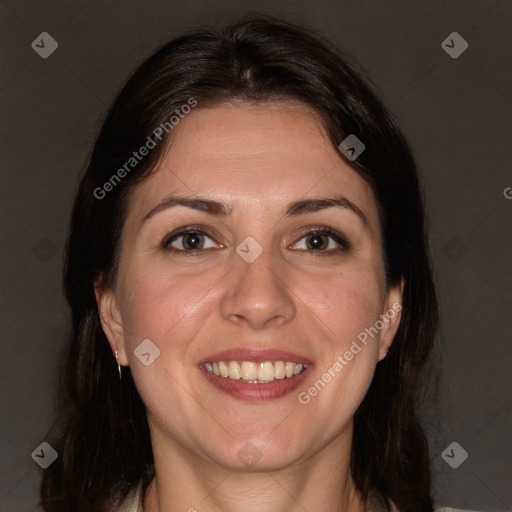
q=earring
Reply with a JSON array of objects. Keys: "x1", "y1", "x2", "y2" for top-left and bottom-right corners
[{"x1": 115, "y1": 350, "x2": 122, "y2": 381}]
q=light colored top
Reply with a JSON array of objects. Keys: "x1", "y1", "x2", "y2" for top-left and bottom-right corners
[{"x1": 112, "y1": 482, "x2": 479, "y2": 512}]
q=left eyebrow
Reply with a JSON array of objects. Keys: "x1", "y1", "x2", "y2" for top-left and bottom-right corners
[
  {"x1": 142, "y1": 194, "x2": 369, "y2": 228},
  {"x1": 284, "y1": 196, "x2": 369, "y2": 228}
]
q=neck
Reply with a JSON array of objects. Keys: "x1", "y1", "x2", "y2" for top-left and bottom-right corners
[{"x1": 143, "y1": 425, "x2": 365, "y2": 512}]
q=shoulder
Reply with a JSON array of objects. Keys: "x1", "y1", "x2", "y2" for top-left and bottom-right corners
[
  {"x1": 435, "y1": 509, "x2": 483, "y2": 512},
  {"x1": 110, "y1": 482, "x2": 143, "y2": 512},
  {"x1": 112, "y1": 485, "x2": 478, "y2": 512},
  {"x1": 369, "y1": 490, "x2": 480, "y2": 512}
]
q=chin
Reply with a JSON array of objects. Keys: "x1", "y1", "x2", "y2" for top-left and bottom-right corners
[{"x1": 200, "y1": 431, "x2": 310, "y2": 473}]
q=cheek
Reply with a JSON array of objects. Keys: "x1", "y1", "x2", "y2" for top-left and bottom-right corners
[
  {"x1": 117, "y1": 265, "x2": 219, "y2": 354},
  {"x1": 116, "y1": 268, "x2": 217, "y2": 422},
  {"x1": 294, "y1": 271, "x2": 383, "y2": 436},
  {"x1": 299, "y1": 267, "x2": 385, "y2": 348}
]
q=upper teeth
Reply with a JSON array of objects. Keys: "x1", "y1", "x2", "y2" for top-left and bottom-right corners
[{"x1": 204, "y1": 361, "x2": 308, "y2": 382}]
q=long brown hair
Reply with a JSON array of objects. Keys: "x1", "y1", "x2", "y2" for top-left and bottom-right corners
[{"x1": 41, "y1": 15, "x2": 438, "y2": 512}]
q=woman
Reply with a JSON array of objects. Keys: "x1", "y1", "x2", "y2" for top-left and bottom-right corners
[{"x1": 40, "y1": 15, "x2": 466, "y2": 512}]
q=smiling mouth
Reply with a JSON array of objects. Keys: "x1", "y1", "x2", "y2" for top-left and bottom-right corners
[{"x1": 204, "y1": 360, "x2": 308, "y2": 383}]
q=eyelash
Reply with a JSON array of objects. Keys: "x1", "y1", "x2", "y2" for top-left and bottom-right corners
[{"x1": 161, "y1": 225, "x2": 350, "y2": 255}]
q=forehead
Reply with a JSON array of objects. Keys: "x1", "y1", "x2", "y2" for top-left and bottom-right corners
[{"x1": 127, "y1": 101, "x2": 379, "y2": 225}]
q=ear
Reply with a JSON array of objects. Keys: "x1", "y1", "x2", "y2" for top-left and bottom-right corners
[
  {"x1": 94, "y1": 275, "x2": 129, "y2": 366},
  {"x1": 377, "y1": 278, "x2": 405, "y2": 361}
]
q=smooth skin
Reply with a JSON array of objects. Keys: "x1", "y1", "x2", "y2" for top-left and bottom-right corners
[{"x1": 96, "y1": 100, "x2": 403, "y2": 512}]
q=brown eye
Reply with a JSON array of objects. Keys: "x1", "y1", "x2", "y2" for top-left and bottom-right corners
[
  {"x1": 181, "y1": 232, "x2": 204, "y2": 250},
  {"x1": 165, "y1": 230, "x2": 218, "y2": 251},
  {"x1": 305, "y1": 233, "x2": 329, "y2": 250},
  {"x1": 291, "y1": 227, "x2": 350, "y2": 253}
]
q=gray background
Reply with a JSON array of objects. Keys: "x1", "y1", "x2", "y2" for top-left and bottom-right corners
[{"x1": 1, "y1": 0, "x2": 511, "y2": 510}]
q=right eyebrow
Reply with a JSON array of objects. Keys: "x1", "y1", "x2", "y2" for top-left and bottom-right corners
[{"x1": 143, "y1": 196, "x2": 232, "y2": 223}]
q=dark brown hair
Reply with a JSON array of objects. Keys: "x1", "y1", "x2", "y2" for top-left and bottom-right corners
[{"x1": 41, "y1": 14, "x2": 438, "y2": 512}]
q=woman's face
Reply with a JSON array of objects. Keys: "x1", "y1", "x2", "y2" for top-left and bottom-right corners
[{"x1": 98, "y1": 101, "x2": 402, "y2": 472}]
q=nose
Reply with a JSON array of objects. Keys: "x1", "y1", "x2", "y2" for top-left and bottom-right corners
[{"x1": 219, "y1": 248, "x2": 296, "y2": 330}]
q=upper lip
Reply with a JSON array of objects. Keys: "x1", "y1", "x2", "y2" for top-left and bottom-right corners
[{"x1": 198, "y1": 348, "x2": 313, "y2": 365}]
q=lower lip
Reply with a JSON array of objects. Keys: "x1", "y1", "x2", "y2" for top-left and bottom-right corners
[{"x1": 201, "y1": 367, "x2": 312, "y2": 401}]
